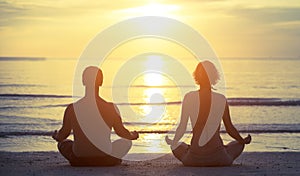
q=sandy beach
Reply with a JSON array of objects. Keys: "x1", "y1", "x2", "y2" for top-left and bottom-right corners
[{"x1": 0, "y1": 152, "x2": 299, "y2": 176}]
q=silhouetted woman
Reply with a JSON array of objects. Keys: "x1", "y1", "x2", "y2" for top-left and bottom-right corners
[{"x1": 166, "y1": 61, "x2": 251, "y2": 166}]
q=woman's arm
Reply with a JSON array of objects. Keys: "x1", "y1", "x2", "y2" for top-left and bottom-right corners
[
  {"x1": 223, "y1": 101, "x2": 251, "y2": 144},
  {"x1": 167, "y1": 94, "x2": 189, "y2": 146}
]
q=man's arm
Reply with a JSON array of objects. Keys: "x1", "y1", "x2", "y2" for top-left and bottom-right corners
[
  {"x1": 113, "y1": 105, "x2": 138, "y2": 140},
  {"x1": 52, "y1": 104, "x2": 73, "y2": 142},
  {"x1": 113, "y1": 116, "x2": 138, "y2": 140}
]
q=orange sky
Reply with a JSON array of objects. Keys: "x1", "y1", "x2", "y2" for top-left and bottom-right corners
[{"x1": 0, "y1": 0, "x2": 300, "y2": 58}]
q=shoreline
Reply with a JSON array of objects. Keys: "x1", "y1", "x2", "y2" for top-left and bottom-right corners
[
  {"x1": 2, "y1": 132, "x2": 299, "y2": 153},
  {"x1": 0, "y1": 152, "x2": 299, "y2": 175}
]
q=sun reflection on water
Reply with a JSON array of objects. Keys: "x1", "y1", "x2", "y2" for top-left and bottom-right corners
[{"x1": 128, "y1": 70, "x2": 181, "y2": 132}]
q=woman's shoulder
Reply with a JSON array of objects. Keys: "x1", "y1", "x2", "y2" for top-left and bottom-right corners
[
  {"x1": 185, "y1": 90, "x2": 226, "y2": 97},
  {"x1": 184, "y1": 90, "x2": 198, "y2": 98},
  {"x1": 184, "y1": 91, "x2": 201, "y2": 103},
  {"x1": 184, "y1": 90, "x2": 227, "y2": 101},
  {"x1": 212, "y1": 91, "x2": 227, "y2": 101}
]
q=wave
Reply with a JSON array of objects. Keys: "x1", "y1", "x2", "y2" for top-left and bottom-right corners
[
  {"x1": 227, "y1": 98, "x2": 300, "y2": 106},
  {"x1": 1, "y1": 129, "x2": 299, "y2": 138},
  {"x1": 1, "y1": 93, "x2": 300, "y2": 106},
  {"x1": 117, "y1": 98, "x2": 300, "y2": 106},
  {"x1": 1, "y1": 115, "x2": 299, "y2": 137},
  {"x1": 0, "y1": 94, "x2": 73, "y2": 98},
  {"x1": 0, "y1": 104, "x2": 69, "y2": 110},
  {"x1": 0, "y1": 131, "x2": 53, "y2": 137},
  {"x1": 0, "y1": 57, "x2": 46, "y2": 61},
  {"x1": 0, "y1": 84, "x2": 45, "y2": 87}
]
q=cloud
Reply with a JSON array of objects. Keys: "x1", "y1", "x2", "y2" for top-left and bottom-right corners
[
  {"x1": 229, "y1": 6, "x2": 300, "y2": 24},
  {"x1": 225, "y1": 6, "x2": 300, "y2": 38},
  {"x1": 0, "y1": 0, "x2": 143, "y2": 28},
  {"x1": 0, "y1": 1, "x2": 27, "y2": 27}
]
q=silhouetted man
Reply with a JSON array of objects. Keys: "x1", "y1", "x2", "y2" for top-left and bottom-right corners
[{"x1": 52, "y1": 66, "x2": 138, "y2": 166}]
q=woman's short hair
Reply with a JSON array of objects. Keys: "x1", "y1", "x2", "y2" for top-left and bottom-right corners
[{"x1": 193, "y1": 61, "x2": 220, "y2": 86}]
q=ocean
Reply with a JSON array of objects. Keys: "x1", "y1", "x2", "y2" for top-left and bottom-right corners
[{"x1": 0, "y1": 57, "x2": 299, "y2": 154}]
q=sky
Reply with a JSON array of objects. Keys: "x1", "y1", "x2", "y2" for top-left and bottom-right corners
[{"x1": 0, "y1": 0, "x2": 300, "y2": 58}]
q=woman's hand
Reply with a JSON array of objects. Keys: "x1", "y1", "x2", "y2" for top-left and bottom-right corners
[
  {"x1": 244, "y1": 134, "x2": 251, "y2": 144},
  {"x1": 165, "y1": 135, "x2": 173, "y2": 145},
  {"x1": 52, "y1": 130, "x2": 59, "y2": 142}
]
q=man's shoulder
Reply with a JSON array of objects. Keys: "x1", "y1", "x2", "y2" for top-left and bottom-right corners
[
  {"x1": 96, "y1": 98, "x2": 120, "y2": 118},
  {"x1": 73, "y1": 97, "x2": 114, "y2": 105},
  {"x1": 72, "y1": 97, "x2": 118, "y2": 114},
  {"x1": 97, "y1": 97, "x2": 115, "y2": 107}
]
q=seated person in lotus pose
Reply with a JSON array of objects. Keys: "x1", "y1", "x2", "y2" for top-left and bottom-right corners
[
  {"x1": 165, "y1": 61, "x2": 251, "y2": 166},
  {"x1": 52, "y1": 66, "x2": 139, "y2": 166}
]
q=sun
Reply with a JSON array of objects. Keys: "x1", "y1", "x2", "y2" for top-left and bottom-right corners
[{"x1": 120, "y1": 3, "x2": 180, "y2": 17}]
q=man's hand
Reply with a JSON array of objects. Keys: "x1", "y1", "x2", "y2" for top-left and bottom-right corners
[
  {"x1": 52, "y1": 130, "x2": 60, "y2": 142},
  {"x1": 130, "y1": 131, "x2": 139, "y2": 140},
  {"x1": 244, "y1": 134, "x2": 251, "y2": 144}
]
